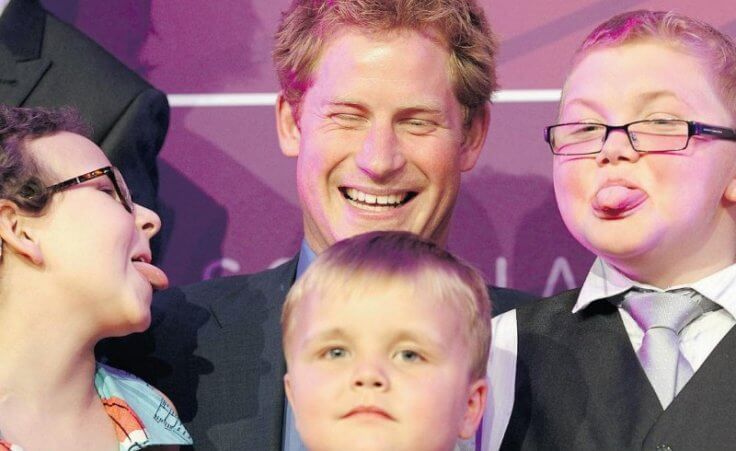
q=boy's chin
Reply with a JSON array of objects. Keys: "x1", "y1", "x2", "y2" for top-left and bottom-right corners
[
  {"x1": 307, "y1": 428, "x2": 455, "y2": 451},
  {"x1": 578, "y1": 228, "x2": 659, "y2": 261}
]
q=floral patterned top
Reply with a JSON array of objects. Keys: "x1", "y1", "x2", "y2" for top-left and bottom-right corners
[{"x1": 0, "y1": 363, "x2": 192, "y2": 450}]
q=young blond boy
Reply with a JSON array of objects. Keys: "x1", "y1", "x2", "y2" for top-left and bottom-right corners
[
  {"x1": 281, "y1": 231, "x2": 491, "y2": 451},
  {"x1": 486, "y1": 10, "x2": 736, "y2": 450}
]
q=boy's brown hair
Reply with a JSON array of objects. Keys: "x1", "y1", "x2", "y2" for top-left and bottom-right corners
[{"x1": 572, "y1": 10, "x2": 736, "y2": 120}]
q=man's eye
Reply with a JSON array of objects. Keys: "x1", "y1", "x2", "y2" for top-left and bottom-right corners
[
  {"x1": 331, "y1": 114, "x2": 366, "y2": 128},
  {"x1": 403, "y1": 119, "x2": 437, "y2": 134}
]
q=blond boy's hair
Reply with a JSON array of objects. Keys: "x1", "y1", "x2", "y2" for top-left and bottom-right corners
[
  {"x1": 573, "y1": 10, "x2": 736, "y2": 120},
  {"x1": 282, "y1": 231, "x2": 492, "y2": 380}
]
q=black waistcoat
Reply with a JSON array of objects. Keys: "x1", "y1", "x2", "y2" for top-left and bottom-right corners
[{"x1": 501, "y1": 288, "x2": 736, "y2": 451}]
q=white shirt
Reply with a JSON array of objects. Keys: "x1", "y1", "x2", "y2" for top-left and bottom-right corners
[
  {"x1": 482, "y1": 258, "x2": 736, "y2": 451},
  {"x1": 0, "y1": 0, "x2": 10, "y2": 18}
]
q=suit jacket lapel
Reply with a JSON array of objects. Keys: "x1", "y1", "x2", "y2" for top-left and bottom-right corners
[
  {"x1": 0, "y1": 0, "x2": 50, "y2": 106},
  {"x1": 205, "y1": 255, "x2": 299, "y2": 450},
  {"x1": 0, "y1": 56, "x2": 51, "y2": 106}
]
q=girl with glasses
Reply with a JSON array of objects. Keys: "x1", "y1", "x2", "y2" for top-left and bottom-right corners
[{"x1": 0, "y1": 106, "x2": 191, "y2": 450}]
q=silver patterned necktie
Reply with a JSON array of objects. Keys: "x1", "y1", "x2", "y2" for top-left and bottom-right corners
[{"x1": 621, "y1": 289, "x2": 719, "y2": 409}]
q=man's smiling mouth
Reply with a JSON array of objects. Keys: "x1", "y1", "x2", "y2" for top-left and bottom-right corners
[{"x1": 340, "y1": 187, "x2": 417, "y2": 211}]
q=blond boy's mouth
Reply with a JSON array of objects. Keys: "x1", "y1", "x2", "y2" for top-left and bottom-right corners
[{"x1": 341, "y1": 405, "x2": 396, "y2": 421}]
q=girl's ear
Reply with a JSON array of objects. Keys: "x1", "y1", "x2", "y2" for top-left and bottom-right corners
[{"x1": 0, "y1": 200, "x2": 44, "y2": 266}]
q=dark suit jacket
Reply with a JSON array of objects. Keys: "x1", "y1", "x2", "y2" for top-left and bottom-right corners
[
  {"x1": 0, "y1": 0, "x2": 168, "y2": 211},
  {"x1": 100, "y1": 256, "x2": 536, "y2": 450}
]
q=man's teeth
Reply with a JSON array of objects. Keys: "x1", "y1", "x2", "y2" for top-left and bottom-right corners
[{"x1": 345, "y1": 188, "x2": 407, "y2": 208}]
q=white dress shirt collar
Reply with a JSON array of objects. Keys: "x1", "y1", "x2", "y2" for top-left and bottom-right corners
[
  {"x1": 573, "y1": 257, "x2": 736, "y2": 319},
  {"x1": 0, "y1": 0, "x2": 10, "y2": 18}
]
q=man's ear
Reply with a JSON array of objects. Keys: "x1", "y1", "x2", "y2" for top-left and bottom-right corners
[
  {"x1": 276, "y1": 93, "x2": 301, "y2": 158},
  {"x1": 0, "y1": 200, "x2": 44, "y2": 266},
  {"x1": 458, "y1": 377, "x2": 488, "y2": 440},
  {"x1": 459, "y1": 103, "x2": 490, "y2": 172}
]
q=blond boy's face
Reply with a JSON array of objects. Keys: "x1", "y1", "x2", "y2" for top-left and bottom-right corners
[
  {"x1": 554, "y1": 41, "x2": 736, "y2": 285},
  {"x1": 284, "y1": 278, "x2": 486, "y2": 451}
]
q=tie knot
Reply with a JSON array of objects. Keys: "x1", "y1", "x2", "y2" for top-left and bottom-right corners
[{"x1": 622, "y1": 289, "x2": 718, "y2": 333}]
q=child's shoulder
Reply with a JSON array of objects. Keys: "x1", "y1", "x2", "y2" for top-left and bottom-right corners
[
  {"x1": 516, "y1": 287, "x2": 581, "y2": 315},
  {"x1": 94, "y1": 363, "x2": 193, "y2": 446}
]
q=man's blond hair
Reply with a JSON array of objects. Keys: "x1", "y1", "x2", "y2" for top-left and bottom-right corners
[{"x1": 273, "y1": 0, "x2": 498, "y2": 125}]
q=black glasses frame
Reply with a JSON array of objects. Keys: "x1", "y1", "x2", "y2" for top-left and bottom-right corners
[
  {"x1": 46, "y1": 166, "x2": 133, "y2": 213},
  {"x1": 544, "y1": 119, "x2": 736, "y2": 155}
]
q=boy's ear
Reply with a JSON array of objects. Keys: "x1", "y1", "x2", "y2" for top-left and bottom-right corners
[
  {"x1": 0, "y1": 200, "x2": 44, "y2": 266},
  {"x1": 283, "y1": 372, "x2": 294, "y2": 406},
  {"x1": 276, "y1": 92, "x2": 301, "y2": 158},
  {"x1": 458, "y1": 378, "x2": 488, "y2": 440},
  {"x1": 724, "y1": 177, "x2": 736, "y2": 203},
  {"x1": 459, "y1": 103, "x2": 490, "y2": 172}
]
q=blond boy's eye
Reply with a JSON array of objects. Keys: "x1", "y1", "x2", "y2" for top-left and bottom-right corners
[
  {"x1": 397, "y1": 350, "x2": 422, "y2": 362},
  {"x1": 324, "y1": 347, "x2": 348, "y2": 359}
]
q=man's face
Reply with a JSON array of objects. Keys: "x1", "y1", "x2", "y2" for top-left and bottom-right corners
[
  {"x1": 277, "y1": 29, "x2": 487, "y2": 253},
  {"x1": 284, "y1": 278, "x2": 486, "y2": 451},
  {"x1": 553, "y1": 41, "x2": 736, "y2": 285}
]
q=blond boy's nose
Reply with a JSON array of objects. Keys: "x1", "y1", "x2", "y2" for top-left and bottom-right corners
[{"x1": 351, "y1": 364, "x2": 389, "y2": 391}]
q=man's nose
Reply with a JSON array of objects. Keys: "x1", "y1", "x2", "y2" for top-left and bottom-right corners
[{"x1": 355, "y1": 121, "x2": 407, "y2": 180}]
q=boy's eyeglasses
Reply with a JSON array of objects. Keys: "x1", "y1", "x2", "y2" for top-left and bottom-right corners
[
  {"x1": 544, "y1": 119, "x2": 736, "y2": 156},
  {"x1": 46, "y1": 166, "x2": 133, "y2": 213}
]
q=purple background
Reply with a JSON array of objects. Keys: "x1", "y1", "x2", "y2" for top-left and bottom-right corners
[{"x1": 41, "y1": 0, "x2": 736, "y2": 295}]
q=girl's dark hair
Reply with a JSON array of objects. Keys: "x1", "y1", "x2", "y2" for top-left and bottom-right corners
[{"x1": 0, "y1": 106, "x2": 90, "y2": 212}]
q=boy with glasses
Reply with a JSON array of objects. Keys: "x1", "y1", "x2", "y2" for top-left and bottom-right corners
[{"x1": 485, "y1": 10, "x2": 736, "y2": 450}]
